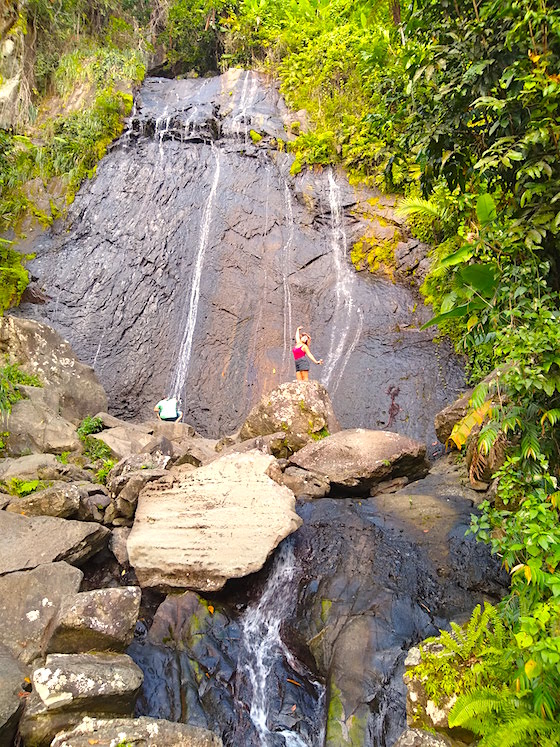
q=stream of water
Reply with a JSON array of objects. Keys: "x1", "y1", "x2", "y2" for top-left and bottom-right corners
[
  {"x1": 282, "y1": 181, "x2": 295, "y2": 373},
  {"x1": 238, "y1": 543, "x2": 325, "y2": 747},
  {"x1": 171, "y1": 146, "x2": 221, "y2": 400},
  {"x1": 321, "y1": 169, "x2": 362, "y2": 392}
]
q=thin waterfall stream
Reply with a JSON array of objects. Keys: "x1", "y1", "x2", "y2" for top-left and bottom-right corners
[
  {"x1": 171, "y1": 146, "x2": 221, "y2": 400},
  {"x1": 321, "y1": 169, "x2": 362, "y2": 392},
  {"x1": 282, "y1": 181, "x2": 295, "y2": 373}
]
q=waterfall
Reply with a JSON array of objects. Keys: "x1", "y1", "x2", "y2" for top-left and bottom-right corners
[
  {"x1": 232, "y1": 70, "x2": 258, "y2": 142},
  {"x1": 321, "y1": 169, "x2": 361, "y2": 392},
  {"x1": 238, "y1": 542, "x2": 324, "y2": 747},
  {"x1": 171, "y1": 147, "x2": 221, "y2": 400},
  {"x1": 282, "y1": 182, "x2": 295, "y2": 372}
]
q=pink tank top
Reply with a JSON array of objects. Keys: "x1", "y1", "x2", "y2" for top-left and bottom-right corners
[{"x1": 293, "y1": 345, "x2": 306, "y2": 361}]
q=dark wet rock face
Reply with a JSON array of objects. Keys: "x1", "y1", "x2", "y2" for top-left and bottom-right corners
[{"x1": 18, "y1": 70, "x2": 463, "y2": 443}]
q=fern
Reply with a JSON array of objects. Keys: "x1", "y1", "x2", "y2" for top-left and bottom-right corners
[
  {"x1": 448, "y1": 687, "x2": 515, "y2": 730},
  {"x1": 521, "y1": 425, "x2": 541, "y2": 460},
  {"x1": 395, "y1": 196, "x2": 451, "y2": 223},
  {"x1": 481, "y1": 713, "x2": 560, "y2": 747}
]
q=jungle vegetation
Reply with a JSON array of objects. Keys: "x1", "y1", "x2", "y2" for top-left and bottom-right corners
[{"x1": 1, "y1": 0, "x2": 559, "y2": 742}]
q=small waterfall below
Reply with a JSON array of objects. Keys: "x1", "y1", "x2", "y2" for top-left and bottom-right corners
[
  {"x1": 237, "y1": 542, "x2": 325, "y2": 747},
  {"x1": 321, "y1": 169, "x2": 362, "y2": 392},
  {"x1": 170, "y1": 147, "x2": 221, "y2": 400}
]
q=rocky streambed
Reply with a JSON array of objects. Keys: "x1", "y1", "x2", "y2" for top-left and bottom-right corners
[{"x1": 0, "y1": 315, "x2": 505, "y2": 747}]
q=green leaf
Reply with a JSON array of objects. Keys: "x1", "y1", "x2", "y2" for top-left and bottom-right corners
[
  {"x1": 476, "y1": 193, "x2": 497, "y2": 224},
  {"x1": 458, "y1": 263, "x2": 498, "y2": 295},
  {"x1": 420, "y1": 301, "x2": 483, "y2": 330},
  {"x1": 439, "y1": 245, "x2": 474, "y2": 268}
]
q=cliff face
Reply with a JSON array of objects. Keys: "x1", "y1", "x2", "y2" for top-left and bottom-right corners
[{"x1": 17, "y1": 70, "x2": 463, "y2": 440}]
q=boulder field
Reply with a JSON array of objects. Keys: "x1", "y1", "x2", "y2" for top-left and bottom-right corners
[{"x1": 0, "y1": 316, "x2": 503, "y2": 747}]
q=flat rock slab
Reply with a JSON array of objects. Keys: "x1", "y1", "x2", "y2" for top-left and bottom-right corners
[
  {"x1": 0, "y1": 512, "x2": 109, "y2": 575},
  {"x1": 0, "y1": 643, "x2": 27, "y2": 746},
  {"x1": 21, "y1": 653, "x2": 143, "y2": 747},
  {"x1": 51, "y1": 716, "x2": 223, "y2": 747},
  {"x1": 0, "y1": 561, "x2": 83, "y2": 664},
  {"x1": 290, "y1": 429, "x2": 429, "y2": 495},
  {"x1": 127, "y1": 450, "x2": 301, "y2": 592}
]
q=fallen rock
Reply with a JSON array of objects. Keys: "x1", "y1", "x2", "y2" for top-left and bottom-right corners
[
  {"x1": 0, "y1": 642, "x2": 27, "y2": 746},
  {"x1": 171, "y1": 436, "x2": 218, "y2": 467},
  {"x1": 109, "y1": 527, "x2": 131, "y2": 566},
  {"x1": 5, "y1": 393, "x2": 81, "y2": 456},
  {"x1": 127, "y1": 450, "x2": 302, "y2": 592},
  {"x1": 0, "y1": 562, "x2": 83, "y2": 664},
  {"x1": 51, "y1": 716, "x2": 223, "y2": 747},
  {"x1": 90, "y1": 426, "x2": 153, "y2": 460},
  {"x1": 394, "y1": 728, "x2": 455, "y2": 747},
  {"x1": 239, "y1": 381, "x2": 340, "y2": 452},
  {"x1": 150, "y1": 420, "x2": 197, "y2": 439},
  {"x1": 20, "y1": 653, "x2": 143, "y2": 747},
  {"x1": 290, "y1": 429, "x2": 429, "y2": 495},
  {"x1": 0, "y1": 453, "x2": 60, "y2": 481},
  {"x1": 6, "y1": 482, "x2": 81, "y2": 519},
  {"x1": 221, "y1": 432, "x2": 293, "y2": 460},
  {"x1": 277, "y1": 466, "x2": 330, "y2": 498},
  {"x1": 0, "y1": 315, "x2": 107, "y2": 423},
  {"x1": 0, "y1": 512, "x2": 109, "y2": 575},
  {"x1": 46, "y1": 587, "x2": 141, "y2": 654}
]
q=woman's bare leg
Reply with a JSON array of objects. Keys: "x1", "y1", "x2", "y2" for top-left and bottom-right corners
[
  {"x1": 301, "y1": 370, "x2": 309, "y2": 381},
  {"x1": 296, "y1": 371, "x2": 304, "y2": 381}
]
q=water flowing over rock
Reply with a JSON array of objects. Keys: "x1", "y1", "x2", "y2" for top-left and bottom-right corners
[
  {"x1": 18, "y1": 70, "x2": 464, "y2": 444},
  {"x1": 127, "y1": 450, "x2": 301, "y2": 591}
]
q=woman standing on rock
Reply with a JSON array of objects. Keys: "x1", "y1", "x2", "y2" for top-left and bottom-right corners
[{"x1": 293, "y1": 325, "x2": 323, "y2": 381}]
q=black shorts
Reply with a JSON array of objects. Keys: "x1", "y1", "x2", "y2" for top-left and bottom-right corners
[
  {"x1": 295, "y1": 357, "x2": 310, "y2": 372},
  {"x1": 161, "y1": 415, "x2": 180, "y2": 422}
]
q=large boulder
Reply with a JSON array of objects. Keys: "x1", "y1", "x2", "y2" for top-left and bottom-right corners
[
  {"x1": 0, "y1": 453, "x2": 61, "y2": 481},
  {"x1": 20, "y1": 653, "x2": 143, "y2": 747},
  {"x1": 0, "y1": 512, "x2": 109, "y2": 575},
  {"x1": 90, "y1": 425, "x2": 154, "y2": 460},
  {"x1": 51, "y1": 716, "x2": 223, "y2": 747},
  {"x1": 5, "y1": 482, "x2": 82, "y2": 519},
  {"x1": 0, "y1": 643, "x2": 27, "y2": 746},
  {"x1": 127, "y1": 450, "x2": 302, "y2": 592},
  {"x1": 290, "y1": 429, "x2": 429, "y2": 495},
  {"x1": 0, "y1": 561, "x2": 83, "y2": 665},
  {"x1": 46, "y1": 587, "x2": 141, "y2": 654},
  {"x1": 5, "y1": 387, "x2": 82, "y2": 456},
  {"x1": 0, "y1": 315, "x2": 107, "y2": 423},
  {"x1": 239, "y1": 382, "x2": 340, "y2": 452}
]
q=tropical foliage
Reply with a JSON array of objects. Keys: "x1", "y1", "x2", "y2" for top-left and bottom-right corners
[
  {"x1": 220, "y1": 0, "x2": 560, "y2": 743},
  {"x1": 1, "y1": 0, "x2": 559, "y2": 741}
]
